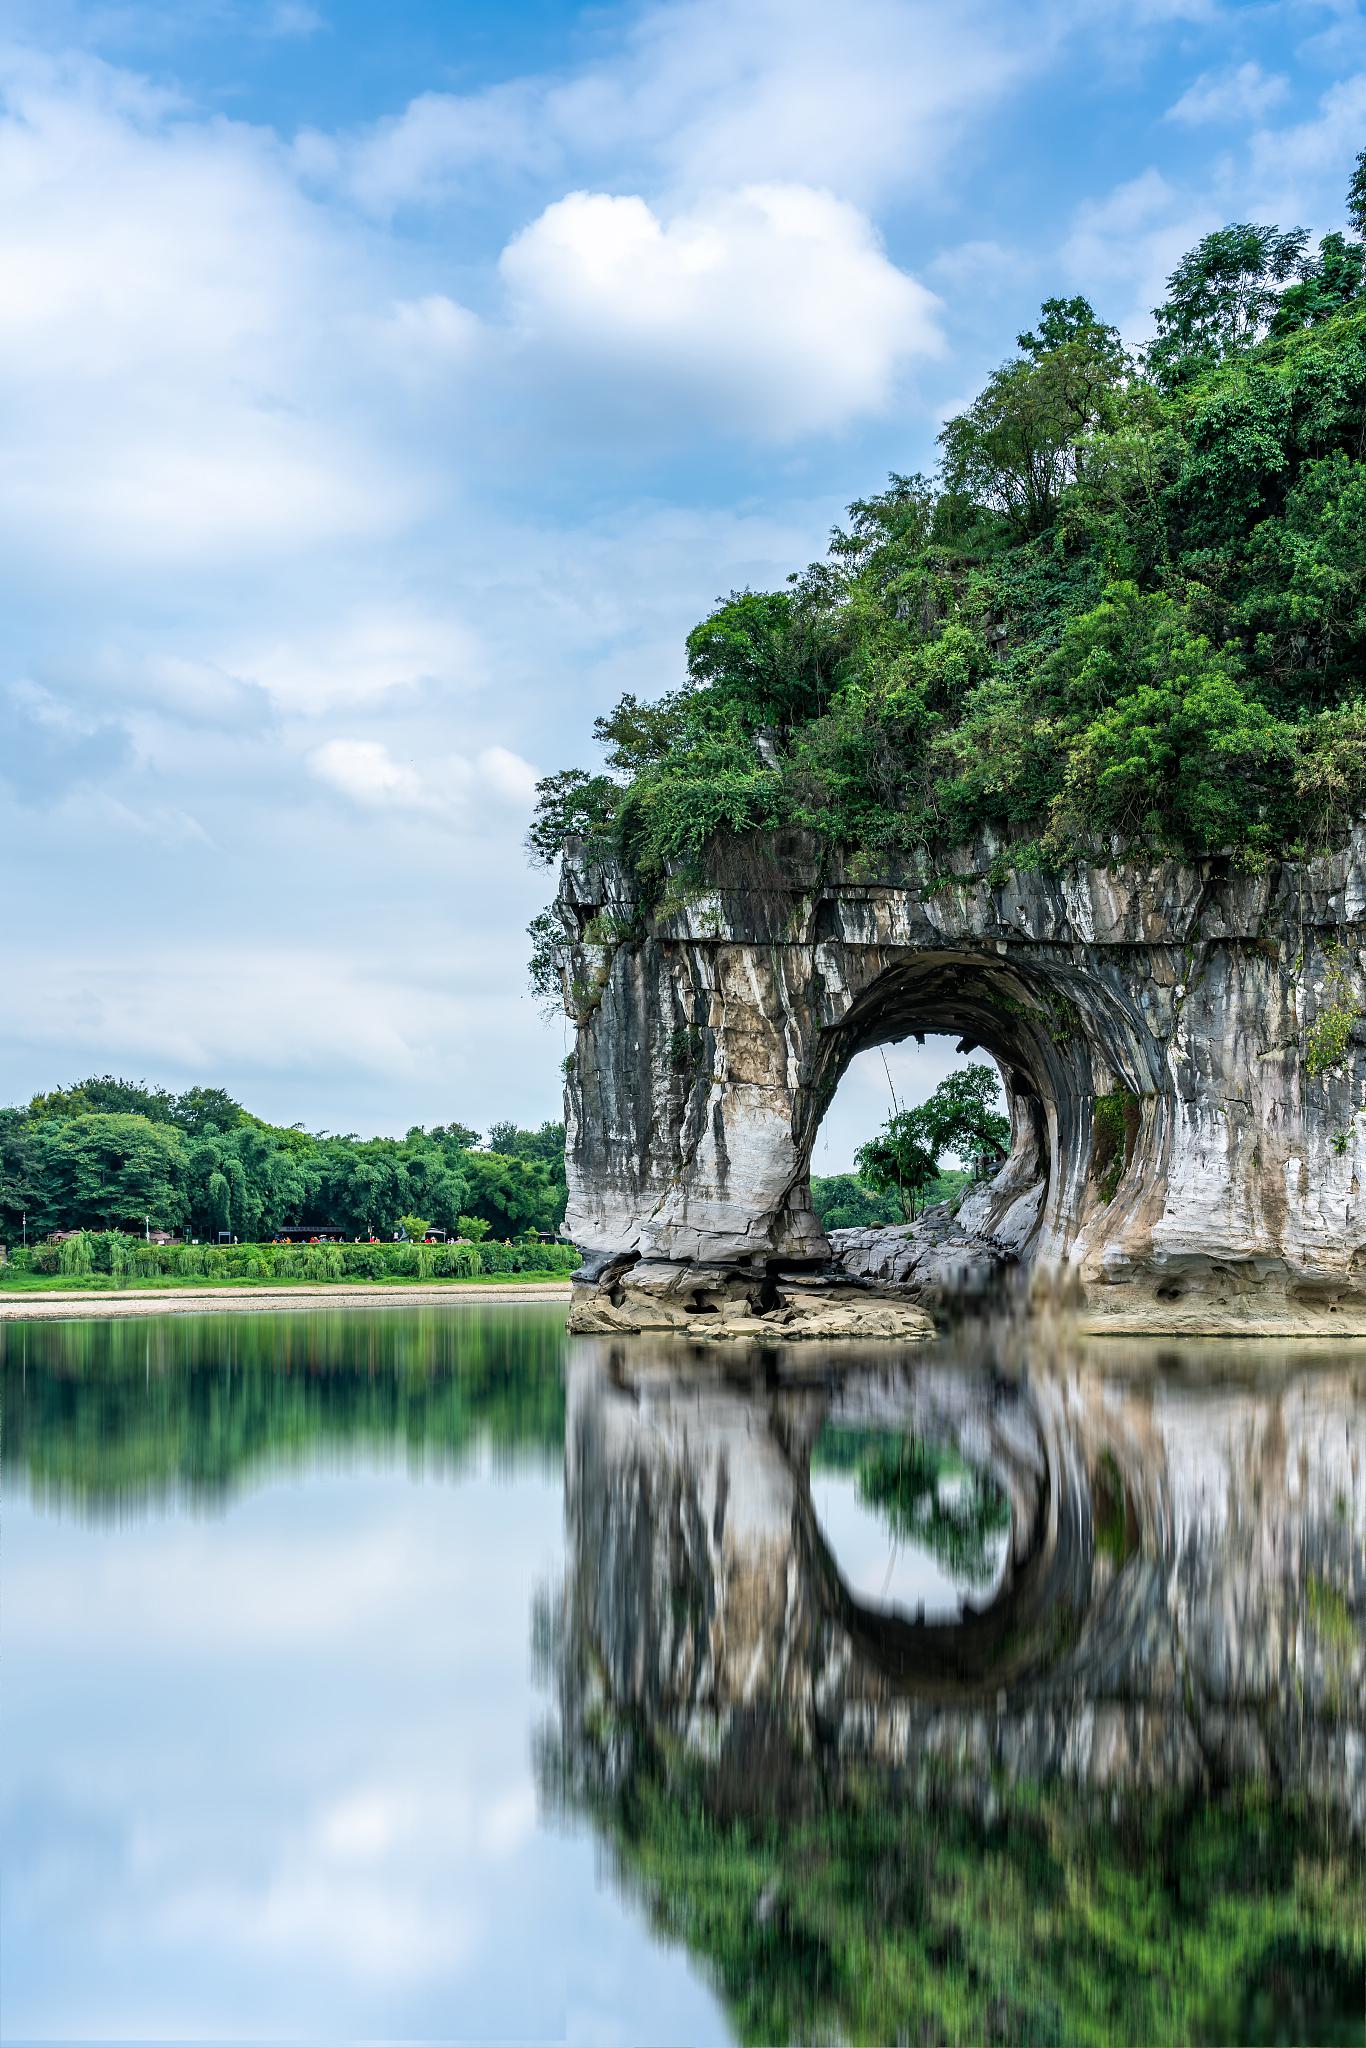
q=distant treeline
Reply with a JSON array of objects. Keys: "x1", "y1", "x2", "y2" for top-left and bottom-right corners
[
  {"x1": 0, "y1": 1075, "x2": 569, "y2": 1245},
  {"x1": 810, "y1": 1167, "x2": 970, "y2": 1233}
]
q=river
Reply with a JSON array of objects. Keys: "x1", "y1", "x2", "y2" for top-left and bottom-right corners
[{"x1": 2, "y1": 1304, "x2": 1363, "y2": 2044}]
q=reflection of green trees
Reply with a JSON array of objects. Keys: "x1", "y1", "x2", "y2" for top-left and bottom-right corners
[
  {"x1": 587, "y1": 1754, "x2": 1365, "y2": 2047},
  {"x1": 814, "y1": 1426, "x2": 1010, "y2": 1588},
  {"x1": 1, "y1": 1307, "x2": 568, "y2": 1513}
]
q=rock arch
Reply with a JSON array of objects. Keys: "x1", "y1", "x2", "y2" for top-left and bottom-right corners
[{"x1": 556, "y1": 829, "x2": 1366, "y2": 1334}]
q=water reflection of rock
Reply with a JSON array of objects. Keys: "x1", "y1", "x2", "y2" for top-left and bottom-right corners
[{"x1": 554, "y1": 1334, "x2": 1366, "y2": 1830}]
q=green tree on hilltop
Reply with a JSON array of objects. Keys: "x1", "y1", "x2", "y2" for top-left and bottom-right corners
[
  {"x1": 1145, "y1": 224, "x2": 1310, "y2": 388},
  {"x1": 528, "y1": 146, "x2": 1366, "y2": 935}
]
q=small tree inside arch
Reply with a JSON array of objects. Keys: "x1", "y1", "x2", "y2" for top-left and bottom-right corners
[{"x1": 855, "y1": 1064, "x2": 1010, "y2": 1222}]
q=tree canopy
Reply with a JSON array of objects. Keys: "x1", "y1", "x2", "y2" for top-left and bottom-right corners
[
  {"x1": 530, "y1": 150, "x2": 1366, "y2": 971},
  {"x1": 854, "y1": 1064, "x2": 1008, "y2": 1221},
  {"x1": 0, "y1": 1080, "x2": 568, "y2": 1244}
]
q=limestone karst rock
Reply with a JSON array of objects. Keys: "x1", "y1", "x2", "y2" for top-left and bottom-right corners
[{"x1": 553, "y1": 828, "x2": 1366, "y2": 1335}]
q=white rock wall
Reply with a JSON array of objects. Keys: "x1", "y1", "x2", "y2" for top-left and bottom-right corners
[{"x1": 557, "y1": 829, "x2": 1366, "y2": 1332}]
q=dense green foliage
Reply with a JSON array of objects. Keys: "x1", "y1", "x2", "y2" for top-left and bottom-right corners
[
  {"x1": 1305, "y1": 941, "x2": 1364, "y2": 1076},
  {"x1": 809, "y1": 1166, "x2": 968, "y2": 1231},
  {"x1": 0, "y1": 1074, "x2": 568, "y2": 1245},
  {"x1": 1092, "y1": 1087, "x2": 1142, "y2": 1204},
  {"x1": 531, "y1": 159, "x2": 1366, "y2": 943},
  {"x1": 0, "y1": 1230, "x2": 577, "y2": 1287},
  {"x1": 584, "y1": 1758, "x2": 1365, "y2": 2048},
  {"x1": 854, "y1": 1063, "x2": 1009, "y2": 1220}
]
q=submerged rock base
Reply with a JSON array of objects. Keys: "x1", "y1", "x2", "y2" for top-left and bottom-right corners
[
  {"x1": 552, "y1": 1336, "x2": 1366, "y2": 1831},
  {"x1": 567, "y1": 1263, "x2": 935, "y2": 1342}
]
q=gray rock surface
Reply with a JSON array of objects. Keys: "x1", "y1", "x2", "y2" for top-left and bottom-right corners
[
  {"x1": 827, "y1": 1202, "x2": 1018, "y2": 1304},
  {"x1": 566, "y1": 1265, "x2": 934, "y2": 1342},
  {"x1": 553, "y1": 829, "x2": 1366, "y2": 1334}
]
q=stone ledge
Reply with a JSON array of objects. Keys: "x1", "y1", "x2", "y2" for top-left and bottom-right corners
[
  {"x1": 567, "y1": 1277, "x2": 935, "y2": 1342},
  {"x1": 829, "y1": 1204, "x2": 1017, "y2": 1305}
]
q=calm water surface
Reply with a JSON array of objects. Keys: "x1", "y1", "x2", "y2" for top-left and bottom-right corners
[{"x1": 2, "y1": 1305, "x2": 1363, "y2": 2045}]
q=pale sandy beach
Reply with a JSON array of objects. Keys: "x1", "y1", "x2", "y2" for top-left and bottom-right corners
[{"x1": 0, "y1": 1282, "x2": 573, "y2": 1321}]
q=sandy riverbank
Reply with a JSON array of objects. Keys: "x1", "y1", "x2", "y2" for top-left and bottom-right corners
[{"x1": 0, "y1": 1281, "x2": 573, "y2": 1322}]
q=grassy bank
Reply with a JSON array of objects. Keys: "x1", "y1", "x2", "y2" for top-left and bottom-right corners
[
  {"x1": 0, "y1": 1268, "x2": 573, "y2": 1294},
  {"x1": 3, "y1": 1229, "x2": 579, "y2": 1289}
]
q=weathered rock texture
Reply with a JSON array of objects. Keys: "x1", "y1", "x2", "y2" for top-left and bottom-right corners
[
  {"x1": 556, "y1": 829, "x2": 1366, "y2": 1334},
  {"x1": 551, "y1": 1337, "x2": 1366, "y2": 1829},
  {"x1": 828, "y1": 1203, "x2": 1018, "y2": 1307}
]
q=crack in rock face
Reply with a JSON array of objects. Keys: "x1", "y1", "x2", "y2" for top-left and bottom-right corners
[{"x1": 554, "y1": 830, "x2": 1366, "y2": 1336}]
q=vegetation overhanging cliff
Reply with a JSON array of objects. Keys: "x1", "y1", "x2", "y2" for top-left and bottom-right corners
[
  {"x1": 527, "y1": 157, "x2": 1366, "y2": 1339},
  {"x1": 529, "y1": 152, "x2": 1366, "y2": 978}
]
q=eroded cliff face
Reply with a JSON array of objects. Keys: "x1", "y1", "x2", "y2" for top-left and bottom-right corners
[{"x1": 555, "y1": 829, "x2": 1366, "y2": 1335}]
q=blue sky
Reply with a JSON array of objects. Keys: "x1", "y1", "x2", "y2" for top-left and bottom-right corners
[{"x1": 2, "y1": 0, "x2": 1364, "y2": 1155}]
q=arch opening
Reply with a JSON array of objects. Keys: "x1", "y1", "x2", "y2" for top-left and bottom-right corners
[
  {"x1": 776, "y1": 950, "x2": 1103, "y2": 1295},
  {"x1": 806, "y1": 1032, "x2": 1007, "y2": 1199},
  {"x1": 566, "y1": 923, "x2": 1170, "y2": 1338}
]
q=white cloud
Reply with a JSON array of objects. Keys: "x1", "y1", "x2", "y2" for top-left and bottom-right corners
[
  {"x1": 1294, "y1": 3, "x2": 1366, "y2": 71},
  {"x1": 929, "y1": 237, "x2": 1035, "y2": 289},
  {"x1": 69, "y1": 789, "x2": 215, "y2": 848},
  {"x1": 1068, "y1": 166, "x2": 1182, "y2": 243},
  {"x1": 1166, "y1": 61, "x2": 1289, "y2": 125},
  {"x1": 380, "y1": 292, "x2": 483, "y2": 382},
  {"x1": 1062, "y1": 168, "x2": 1218, "y2": 338},
  {"x1": 550, "y1": 0, "x2": 1046, "y2": 207},
  {"x1": 266, "y1": 1, "x2": 324, "y2": 33},
  {"x1": 309, "y1": 0, "x2": 1048, "y2": 216},
  {"x1": 8, "y1": 415, "x2": 410, "y2": 568},
  {"x1": 1248, "y1": 71, "x2": 1366, "y2": 194},
  {"x1": 240, "y1": 610, "x2": 480, "y2": 714},
  {"x1": 1116, "y1": 0, "x2": 1220, "y2": 18},
  {"x1": 477, "y1": 744, "x2": 539, "y2": 806},
  {"x1": 0, "y1": 945, "x2": 482, "y2": 1081},
  {"x1": 84, "y1": 649, "x2": 277, "y2": 730},
  {"x1": 307, "y1": 736, "x2": 538, "y2": 818},
  {"x1": 500, "y1": 183, "x2": 942, "y2": 438},
  {"x1": 0, "y1": 48, "x2": 427, "y2": 568},
  {"x1": 302, "y1": 80, "x2": 549, "y2": 214},
  {"x1": 308, "y1": 738, "x2": 430, "y2": 810}
]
